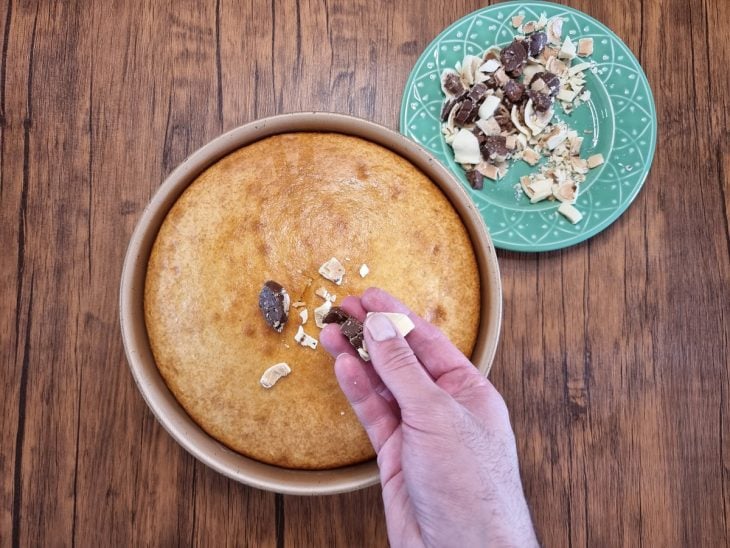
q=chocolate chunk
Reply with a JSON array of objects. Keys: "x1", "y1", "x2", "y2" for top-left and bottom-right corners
[
  {"x1": 466, "y1": 170, "x2": 484, "y2": 190},
  {"x1": 323, "y1": 306, "x2": 350, "y2": 325},
  {"x1": 340, "y1": 316, "x2": 366, "y2": 352},
  {"x1": 494, "y1": 111, "x2": 515, "y2": 132},
  {"x1": 481, "y1": 135, "x2": 510, "y2": 161},
  {"x1": 504, "y1": 80, "x2": 526, "y2": 103},
  {"x1": 467, "y1": 83, "x2": 489, "y2": 103},
  {"x1": 443, "y1": 72, "x2": 464, "y2": 96},
  {"x1": 454, "y1": 98, "x2": 479, "y2": 125},
  {"x1": 259, "y1": 281, "x2": 289, "y2": 332},
  {"x1": 506, "y1": 65, "x2": 524, "y2": 79},
  {"x1": 527, "y1": 32, "x2": 548, "y2": 57},
  {"x1": 500, "y1": 40, "x2": 527, "y2": 74},
  {"x1": 527, "y1": 90, "x2": 553, "y2": 112},
  {"x1": 531, "y1": 71, "x2": 560, "y2": 97},
  {"x1": 440, "y1": 90, "x2": 468, "y2": 121},
  {"x1": 440, "y1": 98, "x2": 455, "y2": 122}
]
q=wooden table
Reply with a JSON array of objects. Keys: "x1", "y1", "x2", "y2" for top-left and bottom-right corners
[{"x1": 1, "y1": 0, "x2": 728, "y2": 545}]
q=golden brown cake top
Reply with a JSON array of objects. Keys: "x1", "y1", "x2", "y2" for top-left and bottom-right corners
[{"x1": 144, "y1": 132, "x2": 480, "y2": 469}]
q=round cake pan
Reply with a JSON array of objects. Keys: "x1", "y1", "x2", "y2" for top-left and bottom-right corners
[{"x1": 119, "y1": 112, "x2": 503, "y2": 495}]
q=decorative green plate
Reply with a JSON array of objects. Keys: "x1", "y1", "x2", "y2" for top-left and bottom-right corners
[{"x1": 399, "y1": 0, "x2": 656, "y2": 252}]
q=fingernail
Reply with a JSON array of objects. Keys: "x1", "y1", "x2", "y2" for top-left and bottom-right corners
[{"x1": 365, "y1": 313, "x2": 397, "y2": 341}]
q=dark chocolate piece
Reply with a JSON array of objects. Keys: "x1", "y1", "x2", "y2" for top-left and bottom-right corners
[
  {"x1": 527, "y1": 90, "x2": 553, "y2": 112},
  {"x1": 467, "y1": 82, "x2": 489, "y2": 103},
  {"x1": 258, "y1": 281, "x2": 289, "y2": 332},
  {"x1": 481, "y1": 135, "x2": 510, "y2": 162},
  {"x1": 527, "y1": 32, "x2": 548, "y2": 57},
  {"x1": 531, "y1": 71, "x2": 560, "y2": 97},
  {"x1": 466, "y1": 170, "x2": 484, "y2": 190},
  {"x1": 442, "y1": 72, "x2": 464, "y2": 96},
  {"x1": 323, "y1": 306, "x2": 350, "y2": 325},
  {"x1": 504, "y1": 80, "x2": 526, "y2": 103},
  {"x1": 499, "y1": 40, "x2": 527, "y2": 74},
  {"x1": 454, "y1": 99, "x2": 479, "y2": 125}
]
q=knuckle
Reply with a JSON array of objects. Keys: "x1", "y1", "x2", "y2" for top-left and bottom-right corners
[{"x1": 378, "y1": 342, "x2": 418, "y2": 373}]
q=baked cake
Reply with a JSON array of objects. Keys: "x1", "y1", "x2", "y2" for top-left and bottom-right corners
[{"x1": 144, "y1": 132, "x2": 480, "y2": 469}]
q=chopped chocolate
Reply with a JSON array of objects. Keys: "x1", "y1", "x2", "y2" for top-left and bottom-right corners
[
  {"x1": 466, "y1": 170, "x2": 484, "y2": 190},
  {"x1": 531, "y1": 71, "x2": 560, "y2": 97},
  {"x1": 467, "y1": 82, "x2": 489, "y2": 103},
  {"x1": 454, "y1": 98, "x2": 480, "y2": 125},
  {"x1": 440, "y1": 98, "x2": 455, "y2": 122},
  {"x1": 323, "y1": 306, "x2": 350, "y2": 325},
  {"x1": 259, "y1": 281, "x2": 290, "y2": 333},
  {"x1": 494, "y1": 105, "x2": 515, "y2": 132},
  {"x1": 442, "y1": 71, "x2": 464, "y2": 96},
  {"x1": 440, "y1": 90, "x2": 468, "y2": 121},
  {"x1": 504, "y1": 80, "x2": 526, "y2": 103},
  {"x1": 482, "y1": 135, "x2": 510, "y2": 162},
  {"x1": 500, "y1": 40, "x2": 528, "y2": 74},
  {"x1": 527, "y1": 90, "x2": 553, "y2": 112},
  {"x1": 527, "y1": 32, "x2": 548, "y2": 57}
]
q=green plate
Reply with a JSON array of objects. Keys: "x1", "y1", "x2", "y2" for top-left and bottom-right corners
[{"x1": 399, "y1": 0, "x2": 656, "y2": 252}]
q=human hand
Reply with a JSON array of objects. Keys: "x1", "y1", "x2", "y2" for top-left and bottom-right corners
[{"x1": 320, "y1": 288, "x2": 538, "y2": 548}]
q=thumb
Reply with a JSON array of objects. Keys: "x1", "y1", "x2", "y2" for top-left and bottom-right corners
[{"x1": 364, "y1": 313, "x2": 443, "y2": 410}]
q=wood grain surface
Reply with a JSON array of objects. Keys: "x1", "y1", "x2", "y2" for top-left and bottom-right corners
[{"x1": 1, "y1": 0, "x2": 728, "y2": 546}]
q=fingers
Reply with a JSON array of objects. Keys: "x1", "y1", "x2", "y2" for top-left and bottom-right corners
[
  {"x1": 334, "y1": 353, "x2": 399, "y2": 452},
  {"x1": 316, "y1": 295, "x2": 366, "y2": 359},
  {"x1": 364, "y1": 313, "x2": 444, "y2": 409},
  {"x1": 361, "y1": 287, "x2": 478, "y2": 381}
]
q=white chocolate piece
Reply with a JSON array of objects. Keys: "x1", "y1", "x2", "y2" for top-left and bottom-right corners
[
  {"x1": 359, "y1": 264, "x2": 369, "y2": 278},
  {"x1": 577, "y1": 38, "x2": 594, "y2": 57},
  {"x1": 452, "y1": 128, "x2": 482, "y2": 165},
  {"x1": 558, "y1": 202, "x2": 583, "y2": 223},
  {"x1": 318, "y1": 257, "x2": 345, "y2": 285},
  {"x1": 587, "y1": 153, "x2": 605, "y2": 168},
  {"x1": 314, "y1": 300, "x2": 332, "y2": 328},
  {"x1": 365, "y1": 312, "x2": 415, "y2": 337},
  {"x1": 478, "y1": 95, "x2": 501, "y2": 119},
  {"x1": 260, "y1": 363, "x2": 291, "y2": 389},
  {"x1": 299, "y1": 308, "x2": 308, "y2": 324},
  {"x1": 294, "y1": 325, "x2": 318, "y2": 349}
]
